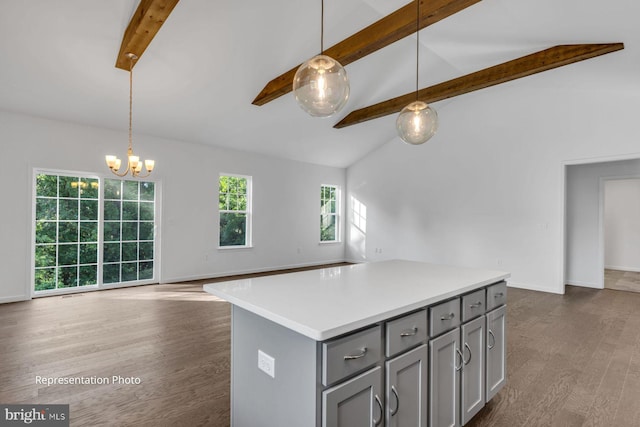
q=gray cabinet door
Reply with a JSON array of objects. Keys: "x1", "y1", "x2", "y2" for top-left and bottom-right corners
[
  {"x1": 429, "y1": 328, "x2": 461, "y2": 427},
  {"x1": 385, "y1": 344, "x2": 428, "y2": 427},
  {"x1": 323, "y1": 366, "x2": 383, "y2": 427},
  {"x1": 460, "y1": 316, "x2": 485, "y2": 425},
  {"x1": 486, "y1": 305, "x2": 506, "y2": 401}
]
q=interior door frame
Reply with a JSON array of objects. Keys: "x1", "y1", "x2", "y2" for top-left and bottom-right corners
[{"x1": 561, "y1": 153, "x2": 640, "y2": 294}]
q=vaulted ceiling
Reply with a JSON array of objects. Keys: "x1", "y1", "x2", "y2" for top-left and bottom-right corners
[{"x1": 0, "y1": 0, "x2": 637, "y2": 168}]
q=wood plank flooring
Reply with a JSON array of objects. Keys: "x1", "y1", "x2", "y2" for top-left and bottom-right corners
[
  {"x1": 605, "y1": 269, "x2": 640, "y2": 293},
  {"x1": 2, "y1": 273, "x2": 640, "y2": 426}
]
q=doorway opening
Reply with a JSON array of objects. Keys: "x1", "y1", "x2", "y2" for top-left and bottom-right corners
[
  {"x1": 603, "y1": 178, "x2": 640, "y2": 293},
  {"x1": 564, "y1": 157, "x2": 640, "y2": 293}
]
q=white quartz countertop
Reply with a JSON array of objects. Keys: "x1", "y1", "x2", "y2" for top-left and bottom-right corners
[{"x1": 203, "y1": 260, "x2": 509, "y2": 341}]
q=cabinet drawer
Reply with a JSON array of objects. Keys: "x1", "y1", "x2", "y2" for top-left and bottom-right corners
[
  {"x1": 462, "y1": 289, "x2": 486, "y2": 322},
  {"x1": 385, "y1": 309, "x2": 428, "y2": 357},
  {"x1": 486, "y1": 282, "x2": 507, "y2": 311},
  {"x1": 322, "y1": 325, "x2": 382, "y2": 386},
  {"x1": 429, "y1": 298, "x2": 461, "y2": 337}
]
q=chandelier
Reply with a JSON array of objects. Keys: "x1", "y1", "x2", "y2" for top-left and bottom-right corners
[{"x1": 105, "y1": 53, "x2": 155, "y2": 177}]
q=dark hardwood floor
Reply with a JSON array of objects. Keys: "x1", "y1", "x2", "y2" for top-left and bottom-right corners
[{"x1": 2, "y1": 272, "x2": 640, "y2": 426}]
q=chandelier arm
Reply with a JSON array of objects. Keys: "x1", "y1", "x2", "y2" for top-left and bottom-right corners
[{"x1": 109, "y1": 164, "x2": 131, "y2": 177}]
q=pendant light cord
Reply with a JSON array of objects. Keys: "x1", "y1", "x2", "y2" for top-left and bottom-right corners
[
  {"x1": 129, "y1": 56, "x2": 134, "y2": 152},
  {"x1": 320, "y1": 0, "x2": 324, "y2": 54},
  {"x1": 416, "y1": 0, "x2": 420, "y2": 101}
]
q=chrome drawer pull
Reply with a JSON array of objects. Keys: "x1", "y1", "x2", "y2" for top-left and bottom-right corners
[
  {"x1": 390, "y1": 385, "x2": 400, "y2": 416},
  {"x1": 440, "y1": 313, "x2": 455, "y2": 321},
  {"x1": 400, "y1": 327, "x2": 418, "y2": 337},
  {"x1": 464, "y1": 343, "x2": 472, "y2": 365},
  {"x1": 469, "y1": 301, "x2": 482, "y2": 308},
  {"x1": 488, "y1": 330, "x2": 496, "y2": 349},
  {"x1": 373, "y1": 394, "x2": 383, "y2": 426},
  {"x1": 494, "y1": 292, "x2": 504, "y2": 298},
  {"x1": 343, "y1": 347, "x2": 368, "y2": 360}
]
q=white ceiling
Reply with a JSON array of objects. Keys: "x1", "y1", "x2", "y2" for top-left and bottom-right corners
[{"x1": 1, "y1": 0, "x2": 638, "y2": 168}]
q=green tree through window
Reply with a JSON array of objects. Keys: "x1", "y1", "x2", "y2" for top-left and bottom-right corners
[
  {"x1": 320, "y1": 185, "x2": 339, "y2": 242},
  {"x1": 33, "y1": 172, "x2": 156, "y2": 294},
  {"x1": 34, "y1": 174, "x2": 99, "y2": 291},
  {"x1": 219, "y1": 175, "x2": 251, "y2": 247}
]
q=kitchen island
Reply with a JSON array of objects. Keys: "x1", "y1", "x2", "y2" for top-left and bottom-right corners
[{"x1": 204, "y1": 260, "x2": 509, "y2": 427}]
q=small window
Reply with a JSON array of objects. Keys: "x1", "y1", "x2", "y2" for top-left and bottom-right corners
[
  {"x1": 219, "y1": 174, "x2": 252, "y2": 247},
  {"x1": 320, "y1": 185, "x2": 339, "y2": 242}
]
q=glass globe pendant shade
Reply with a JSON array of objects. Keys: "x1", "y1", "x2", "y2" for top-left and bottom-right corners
[
  {"x1": 293, "y1": 54, "x2": 350, "y2": 117},
  {"x1": 396, "y1": 101, "x2": 438, "y2": 145}
]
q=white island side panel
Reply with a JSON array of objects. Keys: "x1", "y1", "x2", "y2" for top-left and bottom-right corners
[{"x1": 204, "y1": 260, "x2": 509, "y2": 341}]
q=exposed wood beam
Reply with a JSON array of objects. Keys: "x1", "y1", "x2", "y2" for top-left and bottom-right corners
[
  {"x1": 252, "y1": 0, "x2": 482, "y2": 106},
  {"x1": 115, "y1": 0, "x2": 180, "y2": 70},
  {"x1": 334, "y1": 43, "x2": 624, "y2": 129}
]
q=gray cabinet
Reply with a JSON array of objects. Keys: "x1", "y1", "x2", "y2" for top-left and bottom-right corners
[
  {"x1": 323, "y1": 366, "x2": 384, "y2": 427},
  {"x1": 486, "y1": 305, "x2": 506, "y2": 401},
  {"x1": 429, "y1": 328, "x2": 461, "y2": 427},
  {"x1": 460, "y1": 316, "x2": 485, "y2": 425},
  {"x1": 385, "y1": 344, "x2": 428, "y2": 427},
  {"x1": 227, "y1": 281, "x2": 506, "y2": 427}
]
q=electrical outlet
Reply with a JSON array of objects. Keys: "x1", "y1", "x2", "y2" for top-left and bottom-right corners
[{"x1": 258, "y1": 350, "x2": 275, "y2": 378}]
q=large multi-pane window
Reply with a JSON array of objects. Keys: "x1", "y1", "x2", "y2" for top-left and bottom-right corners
[
  {"x1": 320, "y1": 185, "x2": 339, "y2": 242},
  {"x1": 219, "y1": 174, "x2": 251, "y2": 247},
  {"x1": 33, "y1": 172, "x2": 156, "y2": 294},
  {"x1": 103, "y1": 179, "x2": 155, "y2": 284},
  {"x1": 34, "y1": 174, "x2": 100, "y2": 291}
]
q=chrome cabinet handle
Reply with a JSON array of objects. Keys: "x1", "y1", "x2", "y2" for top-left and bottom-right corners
[
  {"x1": 344, "y1": 347, "x2": 368, "y2": 360},
  {"x1": 469, "y1": 301, "x2": 482, "y2": 308},
  {"x1": 373, "y1": 394, "x2": 383, "y2": 426},
  {"x1": 390, "y1": 385, "x2": 400, "y2": 416},
  {"x1": 488, "y1": 330, "x2": 496, "y2": 349},
  {"x1": 400, "y1": 327, "x2": 418, "y2": 337},
  {"x1": 494, "y1": 292, "x2": 504, "y2": 298},
  {"x1": 463, "y1": 343, "x2": 472, "y2": 365},
  {"x1": 440, "y1": 313, "x2": 455, "y2": 321},
  {"x1": 455, "y1": 348, "x2": 464, "y2": 371}
]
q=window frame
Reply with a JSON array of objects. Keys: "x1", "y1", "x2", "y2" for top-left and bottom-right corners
[
  {"x1": 320, "y1": 184, "x2": 340, "y2": 243},
  {"x1": 218, "y1": 173, "x2": 253, "y2": 249},
  {"x1": 30, "y1": 168, "x2": 160, "y2": 298}
]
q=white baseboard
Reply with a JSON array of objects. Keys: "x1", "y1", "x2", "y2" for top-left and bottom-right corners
[
  {"x1": 162, "y1": 259, "x2": 349, "y2": 284},
  {"x1": 605, "y1": 265, "x2": 640, "y2": 273},
  {"x1": 0, "y1": 294, "x2": 29, "y2": 304},
  {"x1": 508, "y1": 281, "x2": 565, "y2": 295},
  {"x1": 565, "y1": 279, "x2": 602, "y2": 289}
]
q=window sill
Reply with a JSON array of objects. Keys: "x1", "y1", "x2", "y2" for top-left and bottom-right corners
[
  {"x1": 218, "y1": 245, "x2": 254, "y2": 250},
  {"x1": 319, "y1": 241, "x2": 342, "y2": 245}
]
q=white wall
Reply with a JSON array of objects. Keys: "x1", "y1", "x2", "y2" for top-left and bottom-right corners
[
  {"x1": 0, "y1": 111, "x2": 345, "y2": 303},
  {"x1": 604, "y1": 178, "x2": 640, "y2": 272},
  {"x1": 346, "y1": 62, "x2": 640, "y2": 294},
  {"x1": 565, "y1": 160, "x2": 640, "y2": 288}
]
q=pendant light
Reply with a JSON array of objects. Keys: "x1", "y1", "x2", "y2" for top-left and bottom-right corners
[
  {"x1": 105, "y1": 53, "x2": 155, "y2": 178},
  {"x1": 292, "y1": 0, "x2": 349, "y2": 117},
  {"x1": 396, "y1": 0, "x2": 438, "y2": 145}
]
